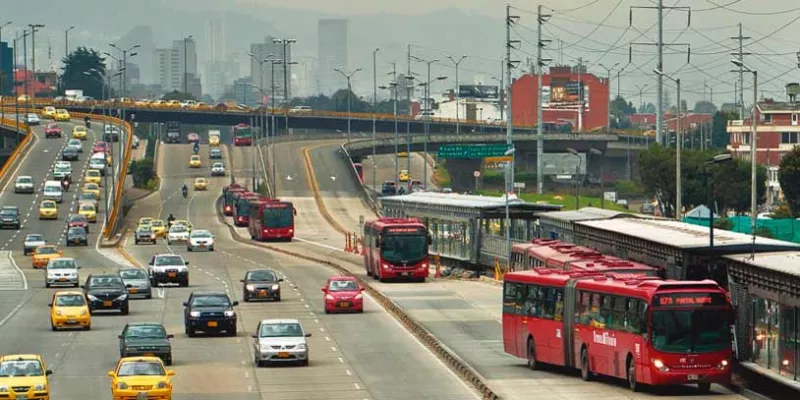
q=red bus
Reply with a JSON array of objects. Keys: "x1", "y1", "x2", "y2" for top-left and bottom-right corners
[
  {"x1": 353, "y1": 163, "x2": 363, "y2": 182},
  {"x1": 233, "y1": 123, "x2": 252, "y2": 146},
  {"x1": 511, "y1": 239, "x2": 562, "y2": 271},
  {"x1": 222, "y1": 187, "x2": 247, "y2": 216},
  {"x1": 567, "y1": 257, "x2": 660, "y2": 276},
  {"x1": 233, "y1": 192, "x2": 262, "y2": 227},
  {"x1": 362, "y1": 217, "x2": 431, "y2": 282},
  {"x1": 248, "y1": 200, "x2": 295, "y2": 241},
  {"x1": 503, "y1": 269, "x2": 732, "y2": 393}
]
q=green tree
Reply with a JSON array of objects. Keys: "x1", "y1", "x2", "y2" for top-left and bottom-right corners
[
  {"x1": 129, "y1": 158, "x2": 156, "y2": 189},
  {"x1": 637, "y1": 144, "x2": 677, "y2": 217},
  {"x1": 59, "y1": 47, "x2": 107, "y2": 98},
  {"x1": 640, "y1": 102, "x2": 656, "y2": 113},
  {"x1": 694, "y1": 100, "x2": 718, "y2": 114},
  {"x1": 712, "y1": 159, "x2": 766, "y2": 213},
  {"x1": 610, "y1": 95, "x2": 635, "y2": 119},
  {"x1": 710, "y1": 111, "x2": 735, "y2": 148},
  {"x1": 161, "y1": 90, "x2": 195, "y2": 101},
  {"x1": 778, "y1": 147, "x2": 800, "y2": 216}
]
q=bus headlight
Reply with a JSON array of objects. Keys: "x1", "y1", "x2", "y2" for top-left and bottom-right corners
[
  {"x1": 716, "y1": 359, "x2": 729, "y2": 370},
  {"x1": 382, "y1": 264, "x2": 390, "y2": 270},
  {"x1": 652, "y1": 359, "x2": 669, "y2": 372}
]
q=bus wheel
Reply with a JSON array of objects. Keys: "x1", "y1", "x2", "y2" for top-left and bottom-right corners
[
  {"x1": 697, "y1": 383, "x2": 711, "y2": 394},
  {"x1": 580, "y1": 348, "x2": 591, "y2": 381},
  {"x1": 366, "y1": 268, "x2": 372, "y2": 277},
  {"x1": 627, "y1": 358, "x2": 639, "y2": 392},
  {"x1": 526, "y1": 338, "x2": 538, "y2": 370}
]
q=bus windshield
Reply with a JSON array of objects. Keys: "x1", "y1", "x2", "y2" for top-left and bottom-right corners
[
  {"x1": 225, "y1": 191, "x2": 242, "y2": 205},
  {"x1": 651, "y1": 308, "x2": 731, "y2": 354},
  {"x1": 380, "y1": 234, "x2": 427, "y2": 264},
  {"x1": 262, "y1": 206, "x2": 293, "y2": 228},
  {"x1": 235, "y1": 128, "x2": 252, "y2": 138},
  {"x1": 236, "y1": 198, "x2": 252, "y2": 216}
]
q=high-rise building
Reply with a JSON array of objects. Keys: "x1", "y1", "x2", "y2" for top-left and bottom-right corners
[
  {"x1": 207, "y1": 19, "x2": 226, "y2": 63},
  {"x1": 116, "y1": 26, "x2": 155, "y2": 84},
  {"x1": 205, "y1": 60, "x2": 236, "y2": 100},
  {"x1": 249, "y1": 37, "x2": 287, "y2": 103},
  {"x1": 317, "y1": 19, "x2": 349, "y2": 96},
  {"x1": 154, "y1": 37, "x2": 199, "y2": 96},
  {"x1": 0, "y1": 42, "x2": 11, "y2": 96}
]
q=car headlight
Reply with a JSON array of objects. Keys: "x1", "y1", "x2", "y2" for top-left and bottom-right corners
[
  {"x1": 271, "y1": 284, "x2": 280, "y2": 290},
  {"x1": 224, "y1": 310, "x2": 235, "y2": 317},
  {"x1": 156, "y1": 381, "x2": 168, "y2": 389},
  {"x1": 246, "y1": 284, "x2": 255, "y2": 291},
  {"x1": 87, "y1": 294, "x2": 99, "y2": 301},
  {"x1": 116, "y1": 382, "x2": 128, "y2": 389},
  {"x1": 0, "y1": 385, "x2": 7, "y2": 392},
  {"x1": 325, "y1": 294, "x2": 334, "y2": 301},
  {"x1": 296, "y1": 343, "x2": 307, "y2": 350},
  {"x1": 55, "y1": 310, "x2": 62, "y2": 316},
  {"x1": 190, "y1": 311, "x2": 200, "y2": 317},
  {"x1": 115, "y1": 294, "x2": 128, "y2": 301},
  {"x1": 81, "y1": 309, "x2": 88, "y2": 315},
  {"x1": 652, "y1": 359, "x2": 669, "y2": 372},
  {"x1": 34, "y1": 384, "x2": 46, "y2": 391}
]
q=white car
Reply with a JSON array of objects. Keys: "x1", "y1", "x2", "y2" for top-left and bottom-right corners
[
  {"x1": 187, "y1": 229, "x2": 215, "y2": 252},
  {"x1": 211, "y1": 162, "x2": 225, "y2": 176},
  {"x1": 67, "y1": 138, "x2": 83, "y2": 153},
  {"x1": 167, "y1": 224, "x2": 190, "y2": 245},
  {"x1": 23, "y1": 234, "x2": 46, "y2": 255},
  {"x1": 45, "y1": 257, "x2": 80, "y2": 288},
  {"x1": 53, "y1": 161, "x2": 72, "y2": 179},
  {"x1": 148, "y1": 253, "x2": 189, "y2": 287},
  {"x1": 14, "y1": 175, "x2": 35, "y2": 193},
  {"x1": 26, "y1": 113, "x2": 40, "y2": 125}
]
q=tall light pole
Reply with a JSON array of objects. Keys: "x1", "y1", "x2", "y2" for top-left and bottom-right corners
[
  {"x1": 27, "y1": 24, "x2": 43, "y2": 76},
  {"x1": 269, "y1": 58, "x2": 282, "y2": 192},
  {"x1": 0, "y1": 21, "x2": 11, "y2": 121},
  {"x1": 380, "y1": 78, "x2": 400, "y2": 188},
  {"x1": 334, "y1": 67, "x2": 362, "y2": 144},
  {"x1": 183, "y1": 35, "x2": 193, "y2": 95},
  {"x1": 598, "y1": 62, "x2": 619, "y2": 133},
  {"x1": 635, "y1": 84, "x2": 648, "y2": 112},
  {"x1": 64, "y1": 26, "x2": 75, "y2": 63},
  {"x1": 272, "y1": 38, "x2": 296, "y2": 104},
  {"x1": 85, "y1": 68, "x2": 123, "y2": 219},
  {"x1": 654, "y1": 69, "x2": 682, "y2": 220},
  {"x1": 731, "y1": 59, "x2": 758, "y2": 236},
  {"x1": 109, "y1": 43, "x2": 140, "y2": 123},
  {"x1": 249, "y1": 52, "x2": 273, "y2": 171},
  {"x1": 567, "y1": 148, "x2": 582, "y2": 209},
  {"x1": 372, "y1": 48, "x2": 379, "y2": 191},
  {"x1": 446, "y1": 55, "x2": 467, "y2": 134},
  {"x1": 504, "y1": 147, "x2": 516, "y2": 266},
  {"x1": 412, "y1": 55, "x2": 446, "y2": 189}
]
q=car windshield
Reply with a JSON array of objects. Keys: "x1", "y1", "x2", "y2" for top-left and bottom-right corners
[
  {"x1": 68, "y1": 228, "x2": 85, "y2": 235},
  {"x1": 191, "y1": 156, "x2": 199, "y2": 161},
  {"x1": 80, "y1": 193, "x2": 96, "y2": 200},
  {"x1": 154, "y1": 256, "x2": 184, "y2": 266},
  {"x1": 0, "y1": 360, "x2": 44, "y2": 377},
  {"x1": 87, "y1": 171, "x2": 99, "y2": 177},
  {"x1": 25, "y1": 235, "x2": 43, "y2": 242},
  {"x1": 259, "y1": 323, "x2": 303, "y2": 338},
  {"x1": 170, "y1": 226, "x2": 187, "y2": 233},
  {"x1": 150, "y1": 220, "x2": 164, "y2": 227},
  {"x1": 69, "y1": 215, "x2": 86, "y2": 222},
  {"x1": 0, "y1": 210, "x2": 14, "y2": 217},
  {"x1": 246, "y1": 271, "x2": 277, "y2": 282},
  {"x1": 191, "y1": 231, "x2": 212, "y2": 238},
  {"x1": 37, "y1": 247, "x2": 57, "y2": 255},
  {"x1": 213, "y1": 163, "x2": 223, "y2": 168},
  {"x1": 651, "y1": 308, "x2": 732, "y2": 354},
  {"x1": 117, "y1": 361, "x2": 165, "y2": 377},
  {"x1": 56, "y1": 294, "x2": 85, "y2": 307},
  {"x1": 85, "y1": 184, "x2": 98, "y2": 190},
  {"x1": 328, "y1": 280, "x2": 359, "y2": 292},
  {"x1": 120, "y1": 269, "x2": 147, "y2": 279},
  {"x1": 16, "y1": 177, "x2": 32, "y2": 183},
  {"x1": 138, "y1": 226, "x2": 152, "y2": 234},
  {"x1": 191, "y1": 295, "x2": 230, "y2": 307},
  {"x1": 48, "y1": 259, "x2": 75, "y2": 269},
  {"x1": 89, "y1": 276, "x2": 123, "y2": 288},
  {"x1": 80, "y1": 205, "x2": 94, "y2": 212},
  {"x1": 44, "y1": 186, "x2": 60, "y2": 193},
  {"x1": 380, "y1": 234, "x2": 428, "y2": 265},
  {"x1": 195, "y1": 179, "x2": 206, "y2": 184},
  {"x1": 125, "y1": 325, "x2": 167, "y2": 339}
]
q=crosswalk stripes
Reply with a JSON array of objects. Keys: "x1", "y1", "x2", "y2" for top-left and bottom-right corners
[{"x1": 0, "y1": 251, "x2": 26, "y2": 291}]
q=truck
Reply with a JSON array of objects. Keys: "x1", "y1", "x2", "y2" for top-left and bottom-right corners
[{"x1": 165, "y1": 121, "x2": 181, "y2": 143}]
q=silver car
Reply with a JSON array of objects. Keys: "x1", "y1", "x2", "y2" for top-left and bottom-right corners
[
  {"x1": 118, "y1": 268, "x2": 152, "y2": 299},
  {"x1": 252, "y1": 319, "x2": 311, "y2": 366},
  {"x1": 45, "y1": 257, "x2": 80, "y2": 288},
  {"x1": 23, "y1": 234, "x2": 46, "y2": 255}
]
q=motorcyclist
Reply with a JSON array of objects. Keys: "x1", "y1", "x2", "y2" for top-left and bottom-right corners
[
  {"x1": 61, "y1": 175, "x2": 71, "y2": 191},
  {"x1": 181, "y1": 183, "x2": 188, "y2": 198},
  {"x1": 84, "y1": 115, "x2": 91, "y2": 128},
  {"x1": 193, "y1": 142, "x2": 199, "y2": 154},
  {"x1": 167, "y1": 214, "x2": 176, "y2": 227},
  {"x1": 397, "y1": 186, "x2": 405, "y2": 195}
]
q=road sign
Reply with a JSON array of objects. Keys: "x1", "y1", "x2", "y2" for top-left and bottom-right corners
[
  {"x1": 473, "y1": 170, "x2": 481, "y2": 178},
  {"x1": 513, "y1": 182, "x2": 526, "y2": 188},
  {"x1": 484, "y1": 156, "x2": 512, "y2": 163},
  {"x1": 437, "y1": 144, "x2": 511, "y2": 159}
]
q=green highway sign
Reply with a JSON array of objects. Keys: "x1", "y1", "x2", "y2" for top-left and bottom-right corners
[{"x1": 437, "y1": 144, "x2": 511, "y2": 159}]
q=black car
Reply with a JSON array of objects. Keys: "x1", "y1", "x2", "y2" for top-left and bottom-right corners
[
  {"x1": 66, "y1": 227, "x2": 88, "y2": 246},
  {"x1": 183, "y1": 291, "x2": 238, "y2": 337},
  {"x1": 0, "y1": 207, "x2": 20, "y2": 229},
  {"x1": 62, "y1": 147, "x2": 79, "y2": 161},
  {"x1": 241, "y1": 269, "x2": 283, "y2": 302},
  {"x1": 381, "y1": 182, "x2": 397, "y2": 196},
  {"x1": 118, "y1": 322, "x2": 174, "y2": 365},
  {"x1": 83, "y1": 274, "x2": 130, "y2": 314}
]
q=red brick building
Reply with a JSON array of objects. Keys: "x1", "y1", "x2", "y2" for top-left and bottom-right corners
[
  {"x1": 14, "y1": 70, "x2": 57, "y2": 97},
  {"x1": 510, "y1": 66, "x2": 609, "y2": 131}
]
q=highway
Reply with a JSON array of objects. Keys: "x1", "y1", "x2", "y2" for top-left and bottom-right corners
[
  {"x1": 108, "y1": 138, "x2": 480, "y2": 399},
  {"x1": 359, "y1": 152, "x2": 438, "y2": 191}
]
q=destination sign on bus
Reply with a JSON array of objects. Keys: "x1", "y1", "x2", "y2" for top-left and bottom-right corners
[
  {"x1": 264, "y1": 203, "x2": 289, "y2": 208},
  {"x1": 384, "y1": 227, "x2": 425, "y2": 234},
  {"x1": 653, "y1": 292, "x2": 727, "y2": 307}
]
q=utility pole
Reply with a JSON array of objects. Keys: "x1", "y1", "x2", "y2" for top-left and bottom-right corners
[
  {"x1": 630, "y1": 2, "x2": 690, "y2": 145},
  {"x1": 372, "y1": 48, "x2": 379, "y2": 192},
  {"x1": 576, "y1": 57, "x2": 585, "y2": 132},
  {"x1": 28, "y1": 24, "x2": 43, "y2": 77},
  {"x1": 0, "y1": 21, "x2": 11, "y2": 121},
  {"x1": 598, "y1": 62, "x2": 620, "y2": 133},
  {"x1": 731, "y1": 23, "x2": 750, "y2": 119},
  {"x1": 536, "y1": 5, "x2": 551, "y2": 195},
  {"x1": 505, "y1": 4, "x2": 520, "y2": 266},
  {"x1": 406, "y1": 44, "x2": 413, "y2": 190},
  {"x1": 635, "y1": 84, "x2": 648, "y2": 112},
  {"x1": 499, "y1": 58, "x2": 504, "y2": 121}
]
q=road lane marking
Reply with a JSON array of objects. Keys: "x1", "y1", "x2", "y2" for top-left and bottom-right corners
[{"x1": 0, "y1": 252, "x2": 27, "y2": 290}]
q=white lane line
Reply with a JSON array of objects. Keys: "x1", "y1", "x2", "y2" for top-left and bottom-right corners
[
  {"x1": 7, "y1": 252, "x2": 28, "y2": 290},
  {"x1": 354, "y1": 383, "x2": 361, "y2": 390},
  {"x1": 345, "y1": 369, "x2": 352, "y2": 376},
  {"x1": 324, "y1": 336, "x2": 331, "y2": 342},
  {"x1": 338, "y1": 357, "x2": 344, "y2": 364},
  {"x1": 331, "y1": 346, "x2": 337, "y2": 351}
]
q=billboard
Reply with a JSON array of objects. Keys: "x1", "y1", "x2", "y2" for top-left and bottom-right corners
[
  {"x1": 540, "y1": 153, "x2": 586, "y2": 176},
  {"x1": 541, "y1": 80, "x2": 589, "y2": 110},
  {"x1": 459, "y1": 85, "x2": 499, "y2": 99}
]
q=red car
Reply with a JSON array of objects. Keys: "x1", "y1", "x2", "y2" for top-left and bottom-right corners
[
  {"x1": 44, "y1": 123, "x2": 62, "y2": 138},
  {"x1": 67, "y1": 214, "x2": 90, "y2": 233},
  {"x1": 187, "y1": 132, "x2": 200, "y2": 143},
  {"x1": 92, "y1": 141, "x2": 109, "y2": 154},
  {"x1": 322, "y1": 276, "x2": 364, "y2": 313}
]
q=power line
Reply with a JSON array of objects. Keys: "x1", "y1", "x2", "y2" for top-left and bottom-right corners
[{"x1": 701, "y1": 0, "x2": 800, "y2": 15}]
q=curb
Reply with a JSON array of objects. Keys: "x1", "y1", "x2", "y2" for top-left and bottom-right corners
[
  {"x1": 99, "y1": 225, "x2": 127, "y2": 248},
  {"x1": 214, "y1": 197, "x2": 501, "y2": 400},
  {"x1": 114, "y1": 233, "x2": 142, "y2": 268}
]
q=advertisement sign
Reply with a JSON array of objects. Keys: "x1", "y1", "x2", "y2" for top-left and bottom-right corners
[
  {"x1": 541, "y1": 80, "x2": 589, "y2": 110},
  {"x1": 458, "y1": 85, "x2": 499, "y2": 99},
  {"x1": 541, "y1": 153, "x2": 586, "y2": 175}
]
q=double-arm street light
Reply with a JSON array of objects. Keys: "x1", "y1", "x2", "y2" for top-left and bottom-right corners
[
  {"x1": 446, "y1": 55, "x2": 467, "y2": 134},
  {"x1": 109, "y1": 43, "x2": 140, "y2": 121},
  {"x1": 731, "y1": 58, "x2": 759, "y2": 237},
  {"x1": 334, "y1": 67, "x2": 362, "y2": 144},
  {"x1": 65, "y1": 26, "x2": 75, "y2": 62},
  {"x1": 372, "y1": 48, "x2": 380, "y2": 191},
  {"x1": 598, "y1": 62, "x2": 619, "y2": 133},
  {"x1": 412, "y1": 55, "x2": 447, "y2": 190},
  {"x1": 84, "y1": 67, "x2": 123, "y2": 218},
  {"x1": 379, "y1": 78, "x2": 400, "y2": 188},
  {"x1": 654, "y1": 69, "x2": 682, "y2": 220},
  {"x1": 182, "y1": 35, "x2": 193, "y2": 95}
]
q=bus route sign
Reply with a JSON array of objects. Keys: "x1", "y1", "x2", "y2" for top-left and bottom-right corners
[{"x1": 437, "y1": 144, "x2": 511, "y2": 159}]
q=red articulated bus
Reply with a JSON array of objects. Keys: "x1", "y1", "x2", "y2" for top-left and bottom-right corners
[
  {"x1": 528, "y1": 242, "x2": 600, "y2": 269},
  {"x1": 362, "y1": 217, "x2": 431, "y2": 282},
  {"x1": 233, "y1": 192, "x2": 262, "y2": 227},
  {"x1": 248, "y1": 200, "x2": 295, "y2": 241},
  {"x1": 222, "y1": 185, "x2": 246, "y2": 216},
  {"x1": 503, "y1": 269, "x2": 733, "y2": 393},
  {"x1": 353, "y1": 163, "x2": 363, "y2": 182},
  {"x1": 233, "y1": 123, "x2": 253, "y2": 146},
  {"x1": 511, "y1": 239, "x2": 563, "y2": 271},
  {"x1": 567, "y1": 256, "x2": 661, "y2": 276}
]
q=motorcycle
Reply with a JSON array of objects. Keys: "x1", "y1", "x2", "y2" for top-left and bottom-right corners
[
  {"x1": 192, "y1": 143, "x2": 199, "y2": 154},
  {"x1": 182, "y1": 187, "x2": 188, "y2": 198},
  {"x1": 84, "y1": 119, "x2": 91, "y2": 128},
  {"x1": 61, "y1": 180, "x2": 70, "y2": 192}
]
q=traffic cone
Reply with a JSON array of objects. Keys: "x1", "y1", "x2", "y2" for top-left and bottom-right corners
[
  {"x1": 352, "y1": 233, "x2": 360, "y2": 254},
  {"x1": 344, "y1": 232, "x2": 352, "y2": 252}
]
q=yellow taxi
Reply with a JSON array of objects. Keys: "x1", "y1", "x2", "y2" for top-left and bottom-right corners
[
  {"x1": 166, "y1": 100, "x2": 182, "y2": 109},
  {"x1": 0, "y1": 355, "x2": 53, "y2": 399},
  {"x1": 32, "y1": 245, "x2": 62, "y2": 268},
  {"x1": 193, "y1": 177, "x2": 208, "y2": 190},
  {"x1": 38, "y1": 200, "x2": 58, "y2": 220},
  {"x1": 149, "y1": 219, "x2": 168, "y2": 237},
  {"x1": 108, "y1": 357, "x2": 174, "y2": 399},
  {"x1": 49, "y1": 290, "x2": 91, "y2": 330},
  {"x1": 42, "y1": 106, "x2": 57, "y2": 119},
  {"x1": 72, "y1": 125, "x2": 88, "y2": 140},
  {"x1": 83, "y1": 183, "x2": 101, "y2": 199},
  {"x1": 172, "y1": 220, "x2": 193, "y2": 232},
  {"x1": 189, "y1": 155, "x2": 201, "y2": 168},
  {"x1": 54, "y1": 108, "x2": 71, "y2": 121},
  {"x1": 399, "y1": 169, "x2": 410, "y2": 182},
  {"x1": 398, "y1": 151, "x2": 408, "y2": 158},
  {"x1": 78, "y1": 203, "x2": 97, "y2": 222},
  {"x1": 191, "y1": 102, "x2": 210, "y2": 110},
  {"x1": 138, "y1": 217, "x2": 154, "y2": 228},
  {"x1": 151, "y1": 100, "x2": 168, "y2": 108},
  {"x1": 84, "y1": 169, "x2": 102, "y2": 185},
  {"x1": 208, "y1": 135, "x2": 220, "y2": 146}
]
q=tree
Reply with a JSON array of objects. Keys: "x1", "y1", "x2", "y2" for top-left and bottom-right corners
[
  {"x1": 712, "y1": 159, "x2": 766, "y2": 213},
  {"x1": 710, "y1": 111, "x2": 735, "y2": 148},
  {"x1": 778, "y1": 147, "x2": 800, "y2": 216},
  {"x1": 637, "y1": 144, "x2": 677, "y2": 217},
  {"x1": 161, "y1": 91, "x2": 195, "y2": 101},
  {"x1": 59, "y1": 47, "x2": 107, "y2": 98},
  {"x1": 129, "y1": 158, "x2": 155, "y2": 189},
  {"x1": 694, "y1": 100, "x2": 718, "y2": 114},
  {"x1": 610, "y1": 95, "x2": 635, "y2": 119},
  {"x1": 640, "y1": 102, "x2": 656, "y2": 113}
]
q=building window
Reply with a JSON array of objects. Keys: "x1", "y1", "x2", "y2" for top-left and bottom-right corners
[
  {"x1": 781, "y1": 132, "x2": 800, "y2": 144},
  {"x1": 793, "y1": 114, "x2": 798, "y2": 126},
  {"x1": 764, "y1": 114, "x2": 772, "y2": 123},
  {"x1": 742, "y1": 133, "x2": 750, "y2": 145}
]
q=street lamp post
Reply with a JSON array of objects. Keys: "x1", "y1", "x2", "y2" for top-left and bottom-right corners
[
  {"x1": 334, "y1": 67, "x2": 362, "y2": 144},
  {"x1": 704, "y1": 153, "x2": 733, "y2": 268},
  {"x1": 404, "y1": 75, "x2": 415, "y2": 189},
  {"x1": 731, "y1": 59, "x2": 759, "y2": 238},
  {"x1": 379, "y1": 79, "x2": 400, "y2": 188},
  {"x1": 269, "y1": 58, "x2": 282, "y2": 192},
  {"x1": 412, "y1": 55, "x2": 446, "y2": 189},
  {"x1": 27, "y1": 23, "x2": 44, "y2": 77},
  {"x1": 272, "y1": 38, "x2": 297, "y2": 105},
  {"x1": 504, "y1": 147, "x2": 516, "y2": 266},
  {"x1": 654, "y1": 69, "x2": 682, "y2": 220},
  {"x1": 372, "y1": 48, "x2": 379, "y2": 191},
  {"x1": 110, "y1": 43, "x2": 140, "y2": 122},
  {"x1": 446, "y1": 55, "x2": 467, "y2": 134},
  {"x1": 65, "y1": 26, "x2": 75, "y2": 63},
  {"x1": 567, "y1": 148, "x2": 583, "y2": 209},
  {"x1": 598, "y1": 62, "x2": 619, "y2": 133}
]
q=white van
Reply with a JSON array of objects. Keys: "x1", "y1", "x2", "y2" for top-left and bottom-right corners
[
  {"x1": 43, "y1": 181, "x2": 63, "y2": 203},
  {"x1": 89, "y1": 153, "x2": 107, "y2": 175}
]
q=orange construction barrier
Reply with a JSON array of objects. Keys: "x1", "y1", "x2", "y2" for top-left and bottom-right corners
[{"x1": 344, "y1": 232, "x2": 352, "y2": 252}]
